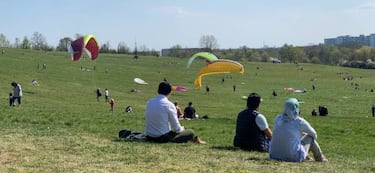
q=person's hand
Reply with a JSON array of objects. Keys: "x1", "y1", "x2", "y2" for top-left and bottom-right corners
[{"x1": 180, "y1": 126, "x2": 185, "y2": 131}]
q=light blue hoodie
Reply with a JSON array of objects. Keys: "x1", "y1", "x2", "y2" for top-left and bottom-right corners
[{"x1": 269, "y1": 98, "x2": 316, "y2": 162}]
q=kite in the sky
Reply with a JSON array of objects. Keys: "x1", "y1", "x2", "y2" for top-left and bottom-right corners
[
  {"x1": 194, "y1": 59, "x2": 244, "y2": 89},
  {"x1": 186, "y1": 52, "x2": 218, "y2": 68},
  {"x1": 69, "y1": 34, "x2": 99, "y2": 61},
  {"x1": 172, "y1": 86, "x2": 188, "y2": 91}
]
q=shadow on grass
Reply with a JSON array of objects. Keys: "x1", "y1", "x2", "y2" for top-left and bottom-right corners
[
  {"x1": 210, "y1": 145, "x2": 239, "y2": 151},
  {"x1": 111, "y1": 137, "x2": 147, "y2": 143},
  {"x1": 211, "y1": 145, "x2": 270, "y2": 162},
  {"x1": 23, "y1": 90, "x2": 37, "y2": 94}
]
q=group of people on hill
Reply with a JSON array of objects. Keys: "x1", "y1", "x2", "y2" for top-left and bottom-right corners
[
  {"x1": 96, "y1": 88, "x2": 117, "y2": 112},
  {"x1": 174, "y1": 101, "x2": 199, "y2": 120},
  {"x1": 143, "y1": 81, "x2": 328, "y2": 162}
]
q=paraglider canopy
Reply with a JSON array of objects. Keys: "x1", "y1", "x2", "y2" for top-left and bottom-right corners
[
  {"x1": 186, "y1": 52, "x2": 218, "y2": 68},
  {"x1": 69, "y1": 34, "x2": 99, "y2": 61},
  {"x1": 194, "y1": 59, "x2": 244, "y2": 89}
]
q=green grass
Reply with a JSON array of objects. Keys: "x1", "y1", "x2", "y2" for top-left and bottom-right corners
[{"x1": 0, "y1": 48, "x2": 375, "y2": 172}]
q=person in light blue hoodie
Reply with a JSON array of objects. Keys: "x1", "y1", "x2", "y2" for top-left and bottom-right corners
[{"x1": 269, "y1": 98, "x2": 328, "y2": 162}]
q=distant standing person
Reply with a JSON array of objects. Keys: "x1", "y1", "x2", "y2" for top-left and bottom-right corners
[
  {"x1": 104, "y1": 88, "x2": 109, "y2": 102},
  {"x1": 233, "y1": 93, "x2": 272, "y2": 152},
  {"x1": 9, "y1": 93, "x2": 14, "y2": 107},
  {"x1": 233, "y1": 85, "x2": 236, "y2": 92},
  {"x1": 184, "y1": 102, "x2": 197, "y2": 119},
  {"x1": 11, "y1": 82, "x2": 22, "y2": 106},
  {"x1": 372, "y1": 105, "x2": 375, "y2": 117},
  {"x1": 109, "y1": 98, "x2": 115, "y2": 112},
  {"x1": 272, "y1": 89, "x2": 277, "y2": 97},
  {"x1": 205, "y1": 85, "x2": 210, "y2": 94},
  {"x1": 96, "y1": 88, "x2": 102, "y2": 102}
]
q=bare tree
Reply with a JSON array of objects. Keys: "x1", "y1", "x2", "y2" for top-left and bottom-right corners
[
  {"x1": 117, "y1": 41, "x2": 130, "y2": 54},
  {"x1": 56, "y1": 37, "x2": 73, "y2": 51},
  {"x1": 0, "y1": 33, "x2": 10, "y2": 47},
  {"x1": 31, "y1": 32, "x2": 47, "y2": 50},
  {"x1": 14, "y1": 37, "x2": 20, "y2": 48},
  {"x1": 75, "y1": 33, "x2": 83, "y2": 39},
  {"x1": 199, "y1": 35, "x2": 219, "y2": 51}
]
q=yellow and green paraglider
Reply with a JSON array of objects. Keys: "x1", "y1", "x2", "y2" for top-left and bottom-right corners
[
  {"x1": 194, "y1": 59, "x2": 244, "y2": 89},
  {"x1": 186, "y1": 52, "x2": 218, "y2": 68},
  {"x1": 69, "y1": 34, "x2": 99, "y2": 61}
]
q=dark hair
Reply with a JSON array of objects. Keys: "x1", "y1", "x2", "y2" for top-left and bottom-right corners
[
  {"x1": 158, "y1": 81, "x2": 172, "y2": 95},
  {"x1": 247, "y1": 93, "x2": 261, "y2": 109},
  {"x1": 188, "y1": 101, "x2": 193, "y2": 106},
  {"x1": 11, "y1": 82, "x2": 17, "y2": 86}
]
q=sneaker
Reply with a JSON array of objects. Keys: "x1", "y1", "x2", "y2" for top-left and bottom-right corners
[
  {"x1": 304, "y1": 155, "x2": 313, "y2": 161},
  {"x1": 318, "y1": 154, "x2": 328, "y2": 162},
  {"x1": 193, "y1": 136, "x2": 206, "y2": 144}
]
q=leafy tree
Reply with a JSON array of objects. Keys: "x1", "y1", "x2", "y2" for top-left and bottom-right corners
[
  {"x1": 279, "y1": 44, "x2": 296, "y2": 62},
  {"x1": 56, "y1": 37, "x2": 72, "y2": 51},
  {"x1": 100, "y1": 41, "x2": 110, "y2": 53},
  {"x1": 21, "y1": 36, "x2": 31, "y2": 49}
]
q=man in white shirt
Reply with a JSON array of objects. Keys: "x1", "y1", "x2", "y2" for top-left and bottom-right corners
[{"x1": 145, "y1": 81, "x2": 205, "y2": 144}]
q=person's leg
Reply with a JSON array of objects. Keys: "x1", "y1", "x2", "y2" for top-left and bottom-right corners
[
  {"x1": 171, "y1": 129, "x2": 195, "y2": 143},
  {"x1": 301, "y1": 135, "x2": 327, "y2": 161}
]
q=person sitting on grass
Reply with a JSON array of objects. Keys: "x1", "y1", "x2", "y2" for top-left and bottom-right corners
[
  {"x1": 269, "y1": 98, "x2": 328, "y2": 162},
  {"x1": 183, "y1": 101, "x2": 198, "y2": 119},
  {"x1": 233, "y1": 92, "x2": 272, "y2": 152},
  {"x1": 145, "y1": 81, "x2": 205, "y2": 144}
]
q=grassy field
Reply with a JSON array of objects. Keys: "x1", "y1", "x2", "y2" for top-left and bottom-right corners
[{"x1": 0, "y1": 48, "x2": 375, "y2": 173}]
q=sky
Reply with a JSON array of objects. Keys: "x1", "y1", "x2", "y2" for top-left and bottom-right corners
[{"x1": 2, "y1": 0, "x2": 375, "y2": 51}]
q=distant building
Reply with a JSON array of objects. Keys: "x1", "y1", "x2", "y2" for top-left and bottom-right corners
[
  {"x1": 324, "y1": 34, "x2": 375, "y2": 47},
  {"x1": 161, "y1": 48, "x2": 210, "y2": 57}
]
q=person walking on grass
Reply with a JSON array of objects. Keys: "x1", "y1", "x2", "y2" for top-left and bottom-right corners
[
  {"x1": 96, "y1": 88, "x2": 102, "y2": 102},
  {"x1": 11, "y1": 82, "x2": 22, "y2": 107},
  {"x1": 269, "y1": 98, "x2": 328, "y2": 162},
  {"x1": 145, "y1": 81, "x2": 205, "y2": 144},
  {"x1": 104, "y1": 88, "x2": 109, "y2": 102}
]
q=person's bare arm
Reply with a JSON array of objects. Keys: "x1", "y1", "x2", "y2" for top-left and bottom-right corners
[{"x1": 264, "y1": 128, "x2": 272, "y2": 139}]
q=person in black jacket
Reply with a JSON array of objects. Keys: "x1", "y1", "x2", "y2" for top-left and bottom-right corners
[{"x1": 233, "y1": 93, "x2": 272, "y2": 152}]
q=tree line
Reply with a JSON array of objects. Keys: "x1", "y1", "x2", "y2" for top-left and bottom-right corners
[{"x1": 1, "y1": 32, "x2": 374, "y2": 69}]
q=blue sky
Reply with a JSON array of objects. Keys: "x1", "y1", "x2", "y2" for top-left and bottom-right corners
[{"x1": 2, "y1": 0, "x2": 375, "y2": 50}]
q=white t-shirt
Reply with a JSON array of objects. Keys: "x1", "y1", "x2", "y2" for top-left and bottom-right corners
[
  {"x1": 145, "y1": 95, "x2": 183, "y2": 137},
  {"x1": 255, "y1": 113, "x2": 269, "y2": 131}
]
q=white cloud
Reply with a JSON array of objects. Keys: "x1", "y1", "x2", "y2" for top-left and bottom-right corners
[
  {"x1": 153, "y1": 5, "x2": 189, "y2": 17},
  {"x1": 357, "y1": 2, "x2": 375, "y2": 10}
]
